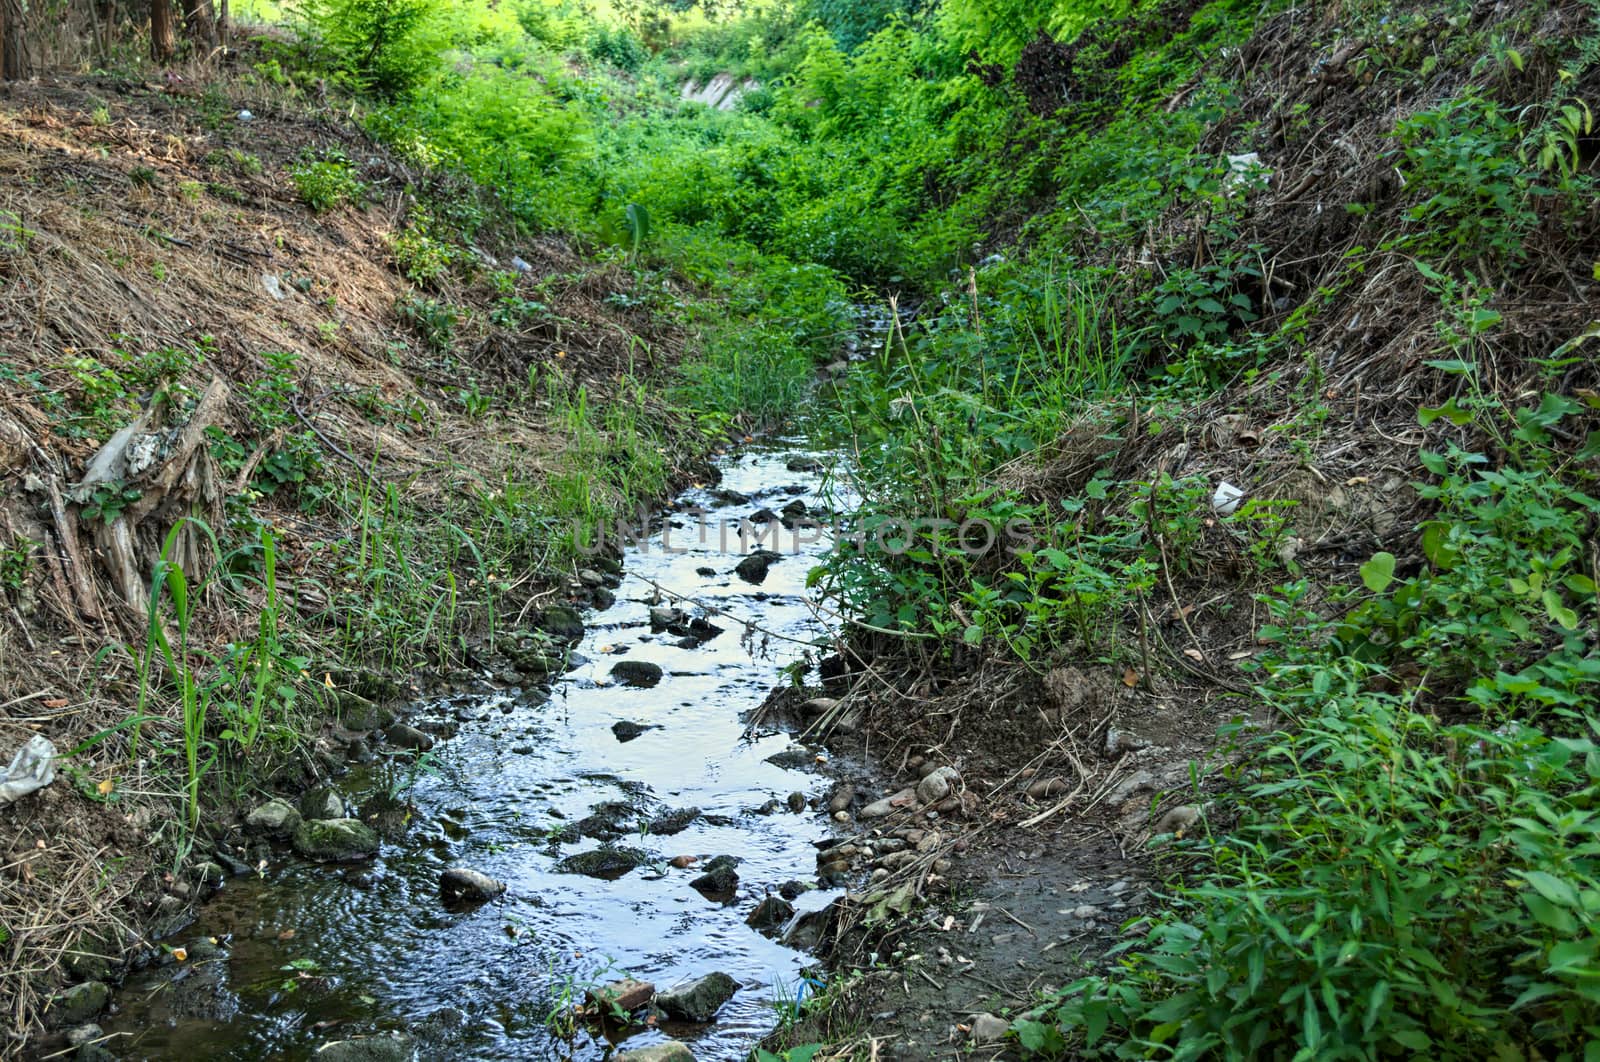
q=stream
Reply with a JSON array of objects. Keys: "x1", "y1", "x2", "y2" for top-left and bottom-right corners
[{"x1": 101, "y1": 446, "x2": 852, "y2": 1061}]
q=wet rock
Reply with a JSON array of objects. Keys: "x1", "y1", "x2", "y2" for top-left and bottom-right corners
[
  {"x1": 763, "y1": 748, "x2": 813, "y2": 771},
  {"x1": 709, "y1": 487, "x2": 749, "y2": 505},
  {"x1": 689, "y1": 855, "x2": 740, "y2": 895},
  {"x1": 649, "y1": 606, "x2": 685, "y2": 630},
  {"x1": 592, "y1": 587, "x2": 616, "y2": 611},
  {"x1": 213, "y1": 850, "x2": 253, "y2": 877},
  {"x1": 335, "y1": 691, "x2": 395, "y2": 732},
  {"x1": 860, "y1": 787, "x2": 916, "y2": 819},
  {"x1": 383, "y1": 723, "x2": 434, "y2": 752},
  {"x1": 826, "y1": 784, "x2": 856, "y2": 814},
  {"x1": 916, "y1": 766, "x2": 960, "y2": 806},
  {"x1": 694, "y1": 566, "x2": 717, "y2": 577},
  {"x1": 785, "y1": 455, "x2": 823, "y2": 473},
  {"x1": 970, "y1": 1012, "x2": 1010, "y2": 1044},
  {"x1": 648, "y1": 807, "x2": 701, "y2": 836},
  {"x1": 578, "y1": 801, "x2": 641, "y2": 840},
  {"x1": 611, "y1": 661, "x2": 664, "y2": 688},
  {"x1": 440, "y1": 867, "x2": 506, "y2": 903},
  {"x1": 244, "y1": 798, "x2": 301, "y2": 839},
  {"x1": 781, "y1": 905, "x2": 836, "y2": 950},
  {"x1": 779, "y1": 499, "x2": 809, "y2": 529},
  {"x1": 66, "y1": 1023, "x2": 102, "y2": 1048},
  {"x1": 748, "y1": 507, "x2": 780, "y2": 524},
  {"x1": 313, "y1": 1031, "x2": 414, "y2": 1061},
  {"x1": 746, "y1": 894, "x2": 795, "y2": 934},
  {"x1": 555, "y1": 846, "x2": 650, "y2": 879},
  {"x1": 587, "y1": 977, "x2": 655, "y2": 1013},
  {"x1": 799, "y1": 697, "x2": 841, "y2": 720},
  {"x1": 1026, "y1": 776, "x2": 1070, "y2": 800},
  {"x1": 655, "y1": 971, "x2": 737, "y2": 1022},
  {"x1": 48, "y1": 982, "x2": 109, "y2": 1027},
  {"x1": 292, "y1": 819, "x2": 380, "y2": 861},
  {"x1": 537, "y1": 605, "x2": 586, "y2": 643},
  {"x1": 612, "y1": 721, "x2": 660, "y2": 742},
  {"x1": 192, "y1": 861, "x2": 227, "y2": 889},
  {"x1": 786, "y1": 791, "x2": 807, "y2": 814},
  {"x1": 734, "y1": 550, "x2": 782, "y2": 584},
  {"x1": 778, "y1": 880, "x2": 807, "y2": 900},
  {"x1": 345, "y1": 737, "x2": 374, "y2": 763},
  {"x1": 507, "y1": 643, "x2": 562, "y2": 675},
  {"x1": 669, "y1": 855, "x2": 699, "y2": 869},
  {"x1": 1154, "y1": 804, "x2": 1202, "y2": 836},
  {"x1": 300, "y1": 787, "x2": 344, "y2": 821},
  {"x1": 615, "y1": 1044, "x2": 694, "y2": 1062},
  {"x1": 578, "y1": 569, "x2": 606, "y2": 588}
]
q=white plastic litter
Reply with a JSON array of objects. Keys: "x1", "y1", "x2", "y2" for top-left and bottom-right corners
[
  {"x1": 1224, "y1": 152, "x2": 1270, "y2": 194},
  {"x1": 236, "y1": 109, "x2": 253, "y2": 122},
  {"x1": 1212, "y1": 481, "x2": 1246, "y2": 516},
  {"x1": 0, "y1": 735, "x2": 57, "y2": 806},
  {"x1": 511, "y1": 256, "x2": 533, "y2": 274}
]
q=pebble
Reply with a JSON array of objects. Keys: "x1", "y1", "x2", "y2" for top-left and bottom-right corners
[
  {"x1": 1026, "y1": 776, "x2": 1069, "y2": 799},
  {"x1": 786, "y1": 791, "x2": 807, "y2": 814}
]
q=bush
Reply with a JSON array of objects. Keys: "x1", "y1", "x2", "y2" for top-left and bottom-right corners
[{"x1": 304, "y1": 0, "x2": 444, "y2": 97}]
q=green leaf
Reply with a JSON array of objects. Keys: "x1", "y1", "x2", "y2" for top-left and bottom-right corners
[
  {"x1": 1361, "y1": 552, "x2": 1397, "y2": 593},
  {"x1": 1419, "y1": 397, "x2": 1474, "y2": 426},
  {"x1": 1521, "y1": 870, "x2": 1581, "y2": 908}
]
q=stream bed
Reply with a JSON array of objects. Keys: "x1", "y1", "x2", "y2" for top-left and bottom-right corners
[{"x1": 102, "y1": 447, "x2": 851, "y2": 1061}]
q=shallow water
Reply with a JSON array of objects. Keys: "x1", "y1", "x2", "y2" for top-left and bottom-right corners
[{"x1": 103, "y1": 448, "x2": 850, "y2": 1061}]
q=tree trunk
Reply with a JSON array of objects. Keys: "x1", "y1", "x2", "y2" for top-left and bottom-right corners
[
  {"x1": 0, "y1": 0, "x2": 27, "y2": 80},
  {"x1": 182, "y1": 0, "x2": 215, "y2": 51},
  {"x1": 150, "y1": 0, "x2": 175, "y2": 62}
]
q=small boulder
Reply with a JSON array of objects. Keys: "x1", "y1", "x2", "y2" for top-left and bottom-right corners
[
  {"x1": 785, "y1": 455, "x2": 823, "y2": 473},
  {"x1": 746, "y1": 895, "x2": 795, "y2": 934},
  {"x1": 65, "y1": 1024, "x2": 102, "y2": 1048},
  {"x1": 383, "y1": 723, "x2": 434, "y2": 752},
  {"x1": 734, "y1": 550, "x2": 782, "y2": 584},
  {"x1": 586, "y1": 977, "x2": 655, "y2": 1014},
  {"x1": 969, "y1": 1012, "x2": 1010, "y2": 1044},
  {"x1": 555, "y1": 846, "x2": 650, "y2": 879},
  {"x1": 292, "y1": 819, "x2": 380, "y2": 862},
  {"x1": 859, "y1": 787, "x2": 916, "y2": 819},
  {"x1": 335, "y1": 691, "x2": 395, "y2": 732},
  {"x1": 916, "y1": 766, "x2": 960, "y2": 806},
  {"x1": 313, "y1": 1032, "x2": 414, "y2": 1061},
  {"x1": 648, "y1": 606, "x2": 685, "y2": 630},
  {"x1": 648, "y1": 807, "x2": 701, "y2": 836},
  {"x1": 616, "y1": 1044, "x2": 695, "y2": 1062},
  {"x1": 537, "y1": 605, "x2": 586, "y2": 643},
  {"x1": 612, "y1": 720, "x2": 660, "y2": 742},
  {"x1": 439, "y1": 867, "x2": 506, "y2": 904},
  {"x1": 611, "y1": 661, "x2": 664, "y2": 688},
  {"x1": 1154, "y1": 804, "x2": 1202, "y2": 836},
  {"x1": 47, "y1": 982, "x2": 109, "y2": 1027},
  {"x1": 655, "y1": 971, "x2": 737, "y2": 1022},
  {"x1": 244, "y1": 798, "x2": 301, "y2": 839},
  {"x1": 300, "y1": 787, "x2": 344, "y2": 821},
  {"x1": 786, "y1": 791, "x2": 807, "y2": 814},
  {"x1": 826, "y1": 784, "x2": 855, "y2": 814},
  {"x1": 689, "y1": 855, "x2": 740, "y2": 896}
]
